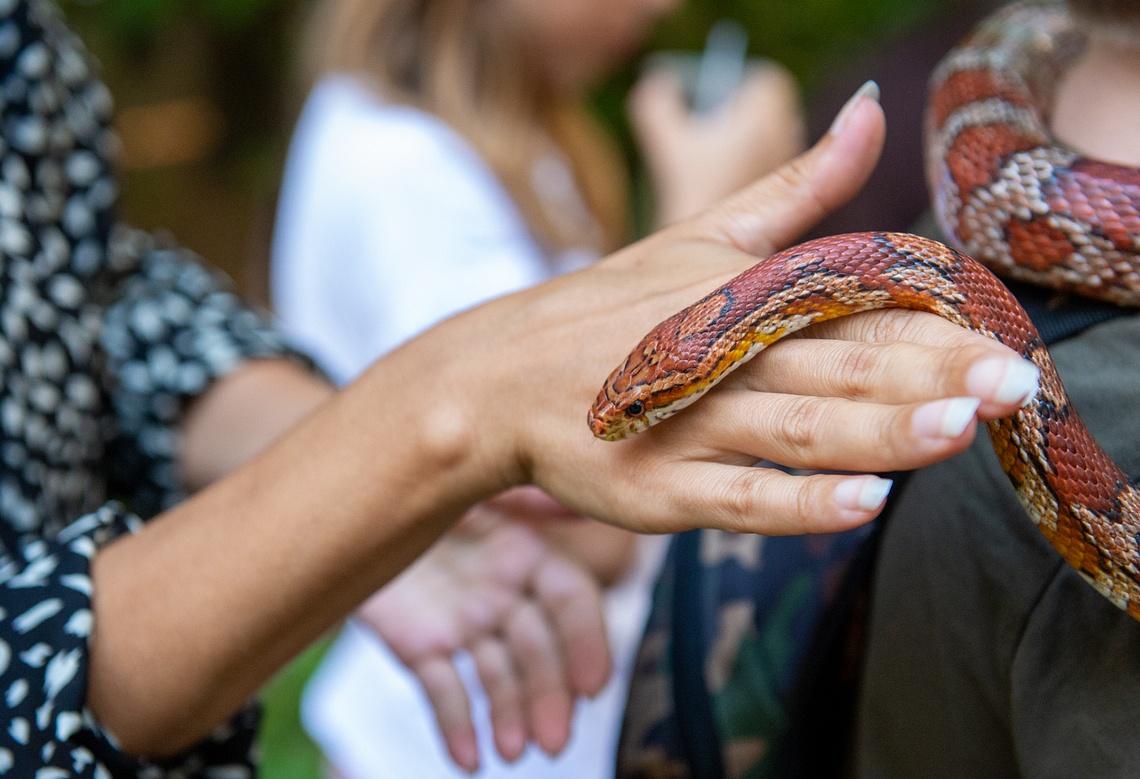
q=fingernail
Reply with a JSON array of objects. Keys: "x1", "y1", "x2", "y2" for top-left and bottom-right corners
[
  {"x1": 967, "y1": 356, "x2": 1040, "y2": 406},
  {"x1": 499, "y1": 724, "x2": 527, "y2": 763},
  {"x1": 834, "y1": 475, "x2": 893, "y2": 512},
  {"x1": 828, "y1": 79, "x2": 880, "y2": 136},
  {"x1": 912, "y1": 397, "x2": 981, "y2": 439},
  {"x1": 452, "y1": 732, "x2": 480, "y2": 774}
]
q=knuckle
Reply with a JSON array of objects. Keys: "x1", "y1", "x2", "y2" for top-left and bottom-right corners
[
  {"x1": 655, "y1": 469, "x2": 713, "y2": 532},
  {"x1": 835, "y1": 342, "x2": 884, "y2": 398},
  {"x1": 865, "y1": 309, "x2": 912, "y2": 343},
  {"x1": 415, "y1": 656, "x2": 456, "y2": 697},
  {"x1": 794, "y1": 479, "x2": 821, "y2": 527},
  {"x1": 714, "y1": 468, "x2": 824, "y2": 534},
  {"x1": 777, "y1": 155, "x2": 811, "y2": 188},
  {"x1": 506, "y1": 606, "x2": 551, "y2": 659},
  {"x1": 718, "y1": 469, "x2": 767, "y2": 527},
  {"x1": 776, "y1": 395, "x2": 826, "y2": 460}
]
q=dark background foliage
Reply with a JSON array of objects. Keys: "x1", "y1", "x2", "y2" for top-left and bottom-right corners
[{"x1": 61, "y1": 0, "x2": 988, "y2": 299}]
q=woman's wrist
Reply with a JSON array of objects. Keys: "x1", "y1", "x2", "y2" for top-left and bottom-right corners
[
  {"x1": 86, "y1": 331, "x2": 516, "y2": 756},
  {"x1": 351, "y1": 322, "x2": 526, "y2": 510}
]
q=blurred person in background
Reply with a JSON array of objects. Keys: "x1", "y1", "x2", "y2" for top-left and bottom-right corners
[{"x1": 270, "y1": 0, "x2": 805, "y2": 776}]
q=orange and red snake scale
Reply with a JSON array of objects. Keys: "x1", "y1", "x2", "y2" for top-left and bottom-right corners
[{"x1": 589, "y1": 2, "x2": 1140, "y2": 621}]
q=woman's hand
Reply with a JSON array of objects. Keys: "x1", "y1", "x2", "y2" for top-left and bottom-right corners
[
  {"x1": 630, "y1": 61, "x2": 807, "y2": 225},
  {"x1": 356, "y1": 493, "x2": 610, "y2": 773},
  {"x1": 416, "y1": 83, "x2": 1039, "y2": 536}
]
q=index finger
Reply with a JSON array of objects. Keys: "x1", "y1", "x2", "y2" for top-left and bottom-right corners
[
  {"x1": 412, "y1": 655, "x2": 480, "y2": 773},
  {"x1": 533, "y1": 554, "x2": 610, "y2": 698},
  {"x1": 794, "y1": 308, "x2": 1006, "y2": 349},
  {"x1": 767, "y1": 309, "x2": 1039, "y2": 418}
]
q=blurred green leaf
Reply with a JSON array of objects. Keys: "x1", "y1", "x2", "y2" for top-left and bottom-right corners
[
  {"x1": 258, "y1": 638, "x2": 330, "y2": 779},
  {"x1": 652, "y1": 0, "x2": 949, "y2": 88}
]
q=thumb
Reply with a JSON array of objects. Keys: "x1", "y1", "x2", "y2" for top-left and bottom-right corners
[{"x1": 693, "y1": 80, "x2": 885, "y2": 256}]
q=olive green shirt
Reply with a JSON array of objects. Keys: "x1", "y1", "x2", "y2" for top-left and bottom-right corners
[{"x1": 855, "y1": 312, "x2": 1140, "y2": 778}]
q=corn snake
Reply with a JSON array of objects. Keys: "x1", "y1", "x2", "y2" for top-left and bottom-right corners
[{"x1": 588, "y1": 2, "x2": 1140, "y2": 619}]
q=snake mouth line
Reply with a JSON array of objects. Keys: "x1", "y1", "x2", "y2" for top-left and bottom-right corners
[
  {"x1": 588, "y1": 407, "x2": 651, "y2": 441},
  {"x1": 587, "y1": 395, "x2": 630, "y2": 440}
]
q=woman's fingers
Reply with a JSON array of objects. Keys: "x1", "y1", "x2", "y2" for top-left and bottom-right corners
[
  {"x1": 592, "y1": 78, "x2": 883, "y2": 289},
  {"x1": 412, "y1": 655, "x2": 480, "y2": 773},
  {"x1": 628, "y1": 60, "x2": 807, "y2": 225},
  {"x1": 744, "y1": 337, "x2": 997, "y2": 401},
  {"x1": 623, "y1": 461, "x2": 894, "y2": 535},
  {"x1": 471, "y1": 637, "x2": 528, "y2": 763},
  {"x1": 353, "y1": 514, "x2": 605, "y2": 770},
  {"x1": 470, "y1": 551, "x2": 610, "y2": 763},
  {"x1": 691, "y1": 390, "x2": 981, "y2": 473},
  {"x1": 505, "y1": 601, "x2": 574, "y2": 757},
  {"x1": 797, "y1": 311, "x2": 1039, "y2": 412},
  {"x1": 740, "y1": 324, "x2": 1039, "y2": 419},
  {"x1": 795, "y1": 306, "x2": 972, "y2": 346},
  {"x1": 627, "y1": 67, "x2": 687, "y2": 151},
  {"x1": 575, "y1": 324, "x2": 1041, "y2": 535},
  {"x1": 533, "y1": 554, "x2": 611, "y2": 698}
]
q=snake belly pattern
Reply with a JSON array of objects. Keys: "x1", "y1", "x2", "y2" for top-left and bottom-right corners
[{"x1": 589, "y1": 2, "x2": 1140, "y2": 620}]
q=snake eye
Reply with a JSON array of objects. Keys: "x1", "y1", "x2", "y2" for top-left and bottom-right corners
[{"x1": 627, "y1": 400, "x2": 645, "y2": 417}]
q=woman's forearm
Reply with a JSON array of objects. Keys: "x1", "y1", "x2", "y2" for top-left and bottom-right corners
[
  {"x1": 178, "y1": 359, "x2": 335, "y2": 490},
  {"x1": 88, "y1": 340, "x2": 501, "y2": 757}
]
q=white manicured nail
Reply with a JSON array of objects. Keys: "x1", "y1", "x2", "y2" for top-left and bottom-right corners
[
  {"x1": 828, "y1": 79, "x2": 880, "y2": 136},
  {"x1": 835, "y1": 475, "x2": 893, "y2": 512},
  {"x1": 912, "y1": 397, "x2": 981, "y2": 439},
  {"x1": 967, "y1": 356, "x2": 1040, "y2": 406}
]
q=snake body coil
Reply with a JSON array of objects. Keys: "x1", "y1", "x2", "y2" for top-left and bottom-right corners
[
  {"x1": 589, "y1": 2, "x2": 1140, "y2": 620},
  {"x1": 928, "y1": 1, "x2": 1140, "y2": 304}
]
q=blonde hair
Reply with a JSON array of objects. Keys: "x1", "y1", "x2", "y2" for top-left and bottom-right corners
[{"x1": 308, "y1": 0, "x2": 629, "y2": 253}]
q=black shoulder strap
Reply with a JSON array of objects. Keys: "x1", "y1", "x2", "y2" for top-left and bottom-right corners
[
  {"x1": 671, "y1": 528, "x2": 728, "y2": 779},
  {"x1": 1006, "y1": 280, "x2": 1134, "y2": 346}
]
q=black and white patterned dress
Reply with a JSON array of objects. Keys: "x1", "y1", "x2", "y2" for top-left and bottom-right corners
[{"x1": 0, "y1": 0, "x2": 301, "y2": 774}]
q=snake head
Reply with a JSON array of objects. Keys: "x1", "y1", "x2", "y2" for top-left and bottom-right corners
[
  {"x1": 589, "y1": 329, "x2": 702, "y2": 440},
  {"x1": 588, "y1": 383, "x2": 653, "y2": 441}
]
